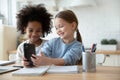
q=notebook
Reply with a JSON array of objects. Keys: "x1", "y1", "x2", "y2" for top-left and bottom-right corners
[
  {"x1": 0, "y1": 66, "x2": 19, "y2": 74},
  {"x1": 47, "y1": 65, "x2": 80, "y2": 74},
  {"x1": 12, "y1": 66, "x2": 50, "y2": 76},
  {"x1": 0, "y1": 60, "x2": 15, "y2": 66},
  {"x1": 12, "y1": 65, "x2": 79, "y2": 76}
]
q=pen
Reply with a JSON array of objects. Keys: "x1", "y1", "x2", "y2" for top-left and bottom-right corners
[
  {"x1": 91, "y1": 44, "x2": 97, "y2": 52},
  {"x1": 82, "y1": 45, "x2": 85, "y2": 52},
  {"x1": 13, "y1": 66, "x2": 24, "y2": 68}
]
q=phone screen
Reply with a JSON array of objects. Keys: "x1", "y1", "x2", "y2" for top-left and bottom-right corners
[{"x1": 24, "y1": 43, "x2": 35, "y2": 66}]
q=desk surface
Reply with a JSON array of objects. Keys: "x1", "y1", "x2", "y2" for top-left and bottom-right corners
[
  {"x1": 96, "y1": 50, "x2": 120, "y2": 54},
  {"x1": 9, "y1": 50, "x2": 120, "y2": 54},
  {"x1": 0, "y1": 66, "x2": 120, "y2": 80}
]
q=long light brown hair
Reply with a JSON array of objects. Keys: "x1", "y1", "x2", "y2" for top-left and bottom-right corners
[
  {"x1": 55, "y1": 10, "x2": 82, "y2": 65},
  {"x1": 55, "y1": 10, "x2": 82, "y2": 43}
]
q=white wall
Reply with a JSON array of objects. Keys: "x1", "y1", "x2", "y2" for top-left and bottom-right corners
[
  {"x1": 0, "y1": 0, "x2": 8, "y2": 24},
  {"x1": 0, "y1": 0, "x2": 120, "y2": 49},
  {"x1": 0, "y1": 0, "x2": 17, "y2": 26},
  {"x1": 70, "y1": 0, "x2": 120, "y2": 49},
  {"x1": 46, "y1": 0, "x2": 120, "y2": 49}
]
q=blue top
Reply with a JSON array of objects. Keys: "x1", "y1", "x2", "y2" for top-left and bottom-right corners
[{"x1": 41, "y1": 37, "x2": 82, "y2": 65}]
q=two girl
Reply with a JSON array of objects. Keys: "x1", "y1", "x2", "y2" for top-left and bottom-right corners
[
  {"x1": 31, "y1": 10, "x2": 82, "y2": 66},
  {"x1": 16, "y1": 4, "x2": 82, "y2": 66}
]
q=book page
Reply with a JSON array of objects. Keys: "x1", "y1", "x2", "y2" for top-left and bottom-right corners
[
  {"x1": 0, "y1": 66, "x2": 19, "y2": 74},
  {"x1": 47, "y1": 65, "x2": 79, "y2": 73},
  {"x1": 0, "y1": 60, "x2": 15, "y2": 66},
  {"x1": 12, "y1": 66, "x2": 50, "y2": 76}
]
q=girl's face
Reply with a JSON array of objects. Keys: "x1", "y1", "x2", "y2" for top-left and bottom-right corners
[
  {"x1": 55, "y1": 18, "x2": 76, "y2": 41},
  {"x1": 25, "y1": 21, "x2": 42, "y2": 44}
]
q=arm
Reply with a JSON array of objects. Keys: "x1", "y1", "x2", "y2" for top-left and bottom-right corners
[
  {"x1": 48, "y1": 58, "x2": 65, "y2": 66},
  {"x1": 16, "y1": 45, "x2": 23, "y2": 64},
  {"x1": 16, "y1": 42, "x2": 30, "y2": 67},
  {"x1": 31, "y1": 53, "x2": 65, "y2": 66},
  {"x1": 40, "y1": 38, "x2": 82, "y2": 65},
  {"x1": 62, "y1": 43, "x2": 82, "y2": 65}
]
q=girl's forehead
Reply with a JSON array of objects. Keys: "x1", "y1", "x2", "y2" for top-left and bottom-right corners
[
  {"x1": 28, "y1": 21, "x2": 42, "y2": 26},
  {"x1": 55, "y1": 18, "x2": 64, "y2": 21},
  {"x1": 26, "y1": 21, "x2": 42, "y2": 29},
  {"x1": 55, "y1": 18, "x2": 67, "y2": 24},
  {"x1": 28, "y1": 21, "x2": 42, "y2": 25},
  {"x1": 54, "y1": 19, "x2": 64, "y2": 26}
]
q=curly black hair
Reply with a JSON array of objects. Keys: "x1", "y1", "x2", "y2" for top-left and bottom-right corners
[{"x1": 16, "y1": 4, "x2": 53, "y2": 37}]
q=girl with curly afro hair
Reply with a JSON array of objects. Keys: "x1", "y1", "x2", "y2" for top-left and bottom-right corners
[{"x1": 16, "y1": 4, "x2": 53, "y2": 67}]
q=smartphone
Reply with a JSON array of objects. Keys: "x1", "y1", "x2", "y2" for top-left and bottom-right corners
[{"x1": 24, "y1": 43, "x2": 35, "y2": 67}]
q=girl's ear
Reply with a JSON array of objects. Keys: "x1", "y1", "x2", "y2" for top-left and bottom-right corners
[{"x1": 72, "y1": 22, "x2": 77, "y2": 30}]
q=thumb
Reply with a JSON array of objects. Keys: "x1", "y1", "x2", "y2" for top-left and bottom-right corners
[{"x1": 40, "y1": 52, "x2": 45, "y2": 56}]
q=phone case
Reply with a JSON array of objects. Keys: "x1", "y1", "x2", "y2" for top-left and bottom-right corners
[{"x1": 24, "y1": 43, "x2": 35, "y2": 67}]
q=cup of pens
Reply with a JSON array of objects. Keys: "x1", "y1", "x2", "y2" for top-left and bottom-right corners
[{"x1": 82, "y1": 44, "x2": 96, "y2": 72}]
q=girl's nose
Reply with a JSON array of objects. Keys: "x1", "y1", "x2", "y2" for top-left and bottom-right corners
[
  {"x1": 32, "y1": 31, "x2": 37, "y2": 35},
  {"x1": 56, "y1": 29, "x2": 60, "y2": 33},
  {"x1": 56, "y1": 29, "x2": 62, "y2": 35},
  {"x1": 56, "y1": 28, "x2": 61, "y2": 32}
]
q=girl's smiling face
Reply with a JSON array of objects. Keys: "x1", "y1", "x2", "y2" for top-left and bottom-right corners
[
  {"x1": 25, "y1": 21, "x2": 42, "y2": 44},
  {"x1": 55, "y1": 18, "x2": 76, "y2": 42}
]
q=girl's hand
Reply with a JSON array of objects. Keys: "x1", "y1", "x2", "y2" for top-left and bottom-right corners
[
  {"x1": 31, "y1": 52, "x2": 50, "y2": 67},
  {"x1": 22, "y1": 57, "x2": 30, "y2": 67}
]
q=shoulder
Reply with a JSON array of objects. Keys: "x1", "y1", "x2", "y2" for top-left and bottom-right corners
[
  {"x1": 71, "y1": 40, "x2": 82, "y2": 48},
  {"x1": 41, "y1": 39, "x2": 48, "y2": 44},
  {"x1": 68, "y1": 40, "x2": 82, "y2": 54},
  {"x1": 17, "y1": 40, "x2": 29, "y2": 49},
  {"x1": 45, "y1": 37, "x2": 60, "y2": 43},
  {"x1": 42, "y1": 37, "x2": 60, "y2": 47},
  {"x1": 16, "y1": 40, "x2": 29, "y2": 54}
]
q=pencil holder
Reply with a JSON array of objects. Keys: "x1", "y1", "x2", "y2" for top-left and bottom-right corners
[{"x1": 82, "y1": 51, "x2": 96, "y2": 72}]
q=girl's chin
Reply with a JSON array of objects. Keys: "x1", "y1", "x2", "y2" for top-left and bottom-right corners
[
  {"x1": 60, "y1": 37, "x2": 65, "y2": 40},
  {"x1": 60, "y1": 36, "x2": 69, "y2": 40},
  {"x1": 30, "y1": 39, "x2": 38, "y2": 43}
]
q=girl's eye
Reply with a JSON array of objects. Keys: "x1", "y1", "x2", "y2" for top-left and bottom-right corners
[
  {"x1": 55, "y1": 25, "x2": 63, "y2": 30},
  {"x1": 59, "y1": 26, "x2": 63, "y2": 28},
  {"x1": 29, "y1": 29, "x2": 33, "y2": 32},
  {"x1": 55, "y1": 27, "x2": 58, "y2": 30},
  {"x1": 36, "y1": 30, "x2": 41, "y2": 32}
]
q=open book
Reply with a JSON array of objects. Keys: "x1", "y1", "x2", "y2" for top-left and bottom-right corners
[
  {"x1": 12, "y1": 65, "x2": 79, "y2": 76},
  {"x1": 12, "y1": 66, "x2": 50, "y2": 76},
  {"x1": 47, "y1": 65, "x2": 79, "y2": 74},
  {"x1": 0, "y1": 60, "x2": 15, "y2": 66},
  {"x1": 0, "y1": 66, "x2": 19, "y2": 74}
]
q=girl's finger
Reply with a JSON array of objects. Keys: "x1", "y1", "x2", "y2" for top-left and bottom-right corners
[
  {"x1": 32, "y1": 54, "x2": 37, "y2": 57},
  {"x1": 23, "y1": 57, "x2": 27, "y2": 61},
  {"x1": 40, "y1": 52, "x2": 45, "y2": 56}
]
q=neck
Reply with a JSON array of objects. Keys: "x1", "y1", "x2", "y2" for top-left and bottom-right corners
[
  {"x1": 30, "y1": 39, "x2": 42, "y2": 47},
  {"x1": 62, "y1": 37, "x2": 75, "y2": 44}
]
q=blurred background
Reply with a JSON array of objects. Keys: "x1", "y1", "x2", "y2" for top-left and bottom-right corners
[{"x1": 0, "y1": 0, "x2": 120, "y2": 66}]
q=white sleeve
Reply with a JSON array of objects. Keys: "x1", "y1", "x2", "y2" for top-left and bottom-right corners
[{"x1": 16, "y1": 43, "x2": 24, "y2": 64}]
